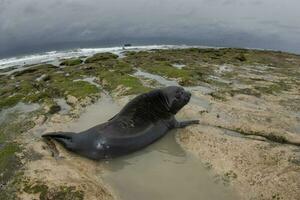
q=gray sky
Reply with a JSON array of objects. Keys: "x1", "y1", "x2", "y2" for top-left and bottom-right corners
[{"x1": 0, "y1": 0, "x2": 300, "y2": 58}]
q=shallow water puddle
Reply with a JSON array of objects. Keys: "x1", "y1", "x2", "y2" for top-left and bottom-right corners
[
  {"x1": 0, "y1": 102, "x2": 40, "y2": 124},
  {"x1": 73, "y1": 77, "x2": 101, "y2": 88},
  {"x1": 102, "y1": 132, "x2": 237, "y2": 200},
  {"x1": 54, "y1": 98, "x2": 71, "y2": 115},
  {"x1": 134, "y1": 70, "x2": 179, "y2": 86},
  {"x1": 172, "y1": 63, "x2": 186, "y2": 69},
  {"x1": 59, "y1": 94, "x2": 121, "y2": 132}
]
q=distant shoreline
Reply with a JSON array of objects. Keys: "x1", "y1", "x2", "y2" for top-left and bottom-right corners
[{"x1": 1, "y1": 44, "x2": 299, "y2": 70}]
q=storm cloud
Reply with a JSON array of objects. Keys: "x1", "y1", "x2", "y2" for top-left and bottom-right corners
[{"x1": 0, "y1": 0, "x2": 300, "y2": 58}]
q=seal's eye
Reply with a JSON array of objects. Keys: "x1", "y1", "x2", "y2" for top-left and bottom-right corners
[{"x1": 175, "y1": 91, "x2": 181, "y2": 99}]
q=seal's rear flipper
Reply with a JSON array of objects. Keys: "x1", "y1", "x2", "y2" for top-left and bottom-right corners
[{"x1": 42, "y1": 132, "x2": 75, "y2": 150}]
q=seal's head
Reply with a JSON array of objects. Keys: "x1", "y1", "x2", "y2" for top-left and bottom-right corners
[{"x1": 160, "y1": 86, "x2": 191, "y2": 114}]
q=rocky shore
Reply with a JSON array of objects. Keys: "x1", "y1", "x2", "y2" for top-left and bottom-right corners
[{"x1": 0, "y1": 47, "x2": 299, "y2": 199}]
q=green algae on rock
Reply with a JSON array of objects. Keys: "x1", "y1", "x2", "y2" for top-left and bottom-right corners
[
  {"x1": 98, "y1": 70, "x2": 150, "y2": 95},
  {"x1": 23, "y1": 181, "x2": 84, "y2": 200},
  {"x1": 60, "y1": 58, "x2": 83, "y2": 66},
  {"x1": 85, "y1": 52, "x2": 118, "y2": 63},
  {"x1": 0, "y1": 64, "x2": 101, "y2": 110},
  {"x1": 124, "y1": 48, "x2": 300, "y2": 89}
]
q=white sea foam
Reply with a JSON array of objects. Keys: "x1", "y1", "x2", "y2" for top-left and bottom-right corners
[{"x1": 0, "y1": 45, "x2": 216, "y2": 70}]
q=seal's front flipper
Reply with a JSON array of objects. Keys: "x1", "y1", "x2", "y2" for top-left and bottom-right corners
[
  {"x1": 42, "y1": 132, "x2": 75, "y2": 150},
  {"x1": 175, "y1": 120, "x2": 199, "y2": 128}
]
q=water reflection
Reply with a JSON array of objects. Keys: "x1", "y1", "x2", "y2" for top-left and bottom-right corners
[
  {"x1": 105, "y1": 132, "x2": 187, "y2": 172},
  {"x1": 102, "y1": 130, "x2": 238, "y2": 200}
]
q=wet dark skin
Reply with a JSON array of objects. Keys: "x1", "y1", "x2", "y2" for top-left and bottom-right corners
[{"x1": 43, "y1": 86, "x2": 199, "y2": 160}]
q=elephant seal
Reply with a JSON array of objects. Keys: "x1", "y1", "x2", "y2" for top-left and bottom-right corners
[{"x1": 42, "y1": 86, "x2": 199, "y2": 160}]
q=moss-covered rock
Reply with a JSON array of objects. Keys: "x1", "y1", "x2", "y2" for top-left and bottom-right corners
[
  {"x1": 0, "y1": 142, "x2": 21, "y2": 182},
  {"x1": 235, "y1": 54, "x2": 247, "y2": 62},
  {"x1": 1, "y1": 48, "x2": 299, "y2": 111},
  {"x1": 0, "y1": 94, "x2": 24, "y2": 110},
  {"x1": 254, "y1": 81, "x2": 291, "y2": 95},
  {"x1": 0, "y1": 142, "x2": 22, "y2": 200},
  {"x1": 98, "y1": 70, "x2": 150, "y2": 95},
  {"x1": 23, "y1": 182, "x2": 84, "y2": 200},
  {"x1": 85, "y1": 53, "x2": 118, "y2": 63},
  {"x1": 50, "y1": 78, "x2": 100, "y2": 99},
  {"x1": 60, "y1": 58, "x2": 82, "y2": 66},
  {"x1": 0, "y1": 64, "x2": 101, "y2": 111}
]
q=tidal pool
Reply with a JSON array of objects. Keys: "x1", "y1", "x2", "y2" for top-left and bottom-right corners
[
  {"x1": 102, "y1": 132, "x2": 238, "y2": 200},
  {"x1": 66, "y1": 94, "x2": 237, "y2": 199},
  {"x1": 134, "y1": 69, "x2": 179, "y2": 86},
  {"x1": 54, "y1": 98, "x2": 71, "y2": 115},
  {"x1": 0, "y1": 102, "x2": 40, "y2": 124}
]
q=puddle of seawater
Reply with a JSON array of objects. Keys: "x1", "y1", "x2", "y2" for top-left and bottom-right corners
[
  {"x1": 0, "y1": 102, "x2": 40, "y2": 125},
  {"x1": 54, "y1": 98, "x2": 71, "y2": 115},
  {"x1": 102, "y1": 132, "x2": 238, "y2": 200},
  {"x1": 134, "y1": 70, "x2": 179, "y2": 86},
  {"x1": 172, "y1": 63, "x2": 186, "y2": 69},
  {"x1": 73, "y1": 77, "x2": 101, "y2": 88},
  {"x1": 31, "y1": 93, "x2": 121, "y2": 138},
  {"x1": 60, "y1": 94, "x2": 121, "y2": 133},
  {"x1": 208, "y1": 75, "x2": 232, "y2": 84}
]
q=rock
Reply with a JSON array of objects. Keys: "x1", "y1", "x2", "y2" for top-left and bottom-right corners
[
  {"x1": 94, "y1": 77, "x2": 101, "y2": 85},
  {"x1": 176, "y1": 125, "x2": 300, "y2": 200},
  {"x1": 80, "y1": 65, "x2": 95, "y2": 70},
  {"x1": 69, "y1": 107, "x2": 82, "y2": 118},
  {"x1": 66, "y1": 95, "x2": 78, "y2": 106},
  {"x1": 235, "y1": 54, "x2": 247, "y2": 62},
  {"x1": 79, "y1": 94, "x2": 100, "y2": 107},
  {"x1": 178, "y1": 78, "x2": 194, "y2": 86},
  {"x1": 113, "y1": 85, "x2": 131, "y2": 96},
  {"x1": 179, "y1": 104, "x2": 207, "y2": 119},
  {"x1": 80, "y1": 96, "x2": 92, "y2": 107},
  {"x1": 85, "y1": 52, "x2": 118, "y2": 63},
  {"x1": 36, "y1": 74, "x2": 50, "y2": 82},
  {"x1": 34, "y1": 115, "x2": 47, "y2": 125},
  {"x1": 115, "y1": 95, "x2": 135, "y2": 106},
  {"x1": 50, "y1": 114, "x2": 72, "y2": 123},
  {"x1": 60, "y1": 58, "x2": 82, "y2": 66},
  {"x1": 48, "y1": 105, "x2": 61, "y2": 114},
  {"x1": 101, "y1": 79, "x2": 109, "y2": 87}
]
